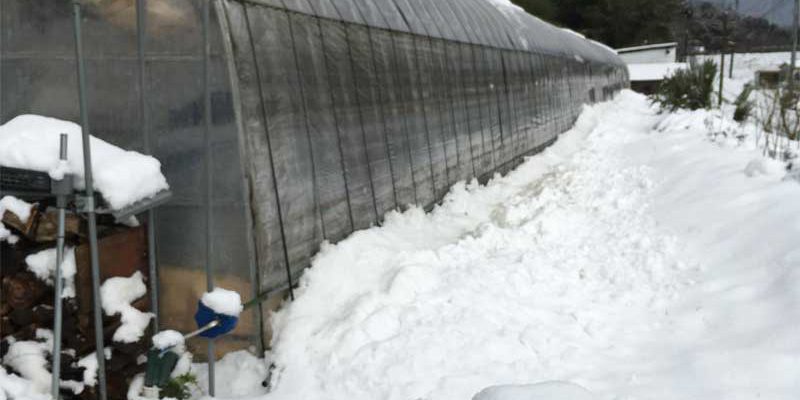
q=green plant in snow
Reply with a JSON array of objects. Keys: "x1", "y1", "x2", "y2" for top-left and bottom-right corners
[
  {"x1": 651, "y1": 60, "x2": 717, "y2": 112},
  {"x1": 733, "y1": 84, "x2": 754, "y2": 122},
  {"x1": 161, "y1": 373, "x2": 198, "y2": 400}
]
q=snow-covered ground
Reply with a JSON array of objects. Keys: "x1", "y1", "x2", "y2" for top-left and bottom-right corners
[
  {"x1": 701, "y1": 51, "x2": 792, "y2": 102},
  {"x1": 185, "y1": 89, "x2": 799, "y2": 400}
]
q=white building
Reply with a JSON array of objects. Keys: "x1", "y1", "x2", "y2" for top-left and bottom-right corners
[
  {"x1": 616, "y1": 42, "x2": 678, "y2": 64},
  {"x1": 616, "y1": 42, "x2": 685, "y2": 94}
]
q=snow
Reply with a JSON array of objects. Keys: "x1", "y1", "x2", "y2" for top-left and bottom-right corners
[
  {"x1": 627, "y1": 62, "x2": 687, "y2": 81},
  {"x1": 99, "y1": 271, "x2": 153, "y2": 343},
  {"x1": 201, "y1": 288, "x2": 243, "y2": 317},
  {"x1": 0, "y1": 196, "x2": 32, "y2": 243},
  {"x1": 151, "y1": 330, "x2": 185, "y2": 351},
  {"x1": 192, "y1": 351, "x2": 269, "y2": 398},
  {"x1": 701, "y1": 51, "x2": 793, "y2": 102},
  {"x1": 25, "y1": 247, "x2": 77, "y2": 298},
  {"x1": 0, "y1": 115, "x2": 169, "y2": 210},
  {"x1": 0, "y1": 367, "x2": 49, "y2": 400},
  {"x1": 472, "y1": 381, "x2": 593, "y2": 400},
  {"x1": 252, "y1": 90, "x2": 800, "y2": 400},
  {"x1": 77, "y1": 349, "x2": 110, "y2": 388},
  {"x1": 2, "y1": 341, "x2": 50, "y2": 395}
]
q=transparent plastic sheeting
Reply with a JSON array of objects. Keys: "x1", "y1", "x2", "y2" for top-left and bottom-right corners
[
  {"x1": 218, "y1": 0, "x2": 628, "y2": 296},
  {"x1": 0, "y1": 0, "x2": 258, "y2": 353},
  {"x1": 0, "y1": 0, "x2": 627, "y2": 347}
]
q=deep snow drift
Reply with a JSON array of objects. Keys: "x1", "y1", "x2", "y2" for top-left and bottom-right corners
[{"x1": 250, "y1": 91, "x2": 799, "y2": 400}]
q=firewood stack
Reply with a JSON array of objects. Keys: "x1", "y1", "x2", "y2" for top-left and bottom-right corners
[{"x1": 1, "y1": 202, "x2": 152, "y2": 400}]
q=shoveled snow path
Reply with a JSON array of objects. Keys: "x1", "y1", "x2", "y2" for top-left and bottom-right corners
[{"x1": 253, "y1": 91, "x2": 800, "y2": 400}]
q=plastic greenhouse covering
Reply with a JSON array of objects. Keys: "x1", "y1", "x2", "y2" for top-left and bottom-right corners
[{"x1": 0, "y1": 0, "x2": 628, "y2": 347}]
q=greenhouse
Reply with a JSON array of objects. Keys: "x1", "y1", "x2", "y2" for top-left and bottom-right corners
[{"x1": 0, "y1": 0, "x2": 628, "y2": 366}]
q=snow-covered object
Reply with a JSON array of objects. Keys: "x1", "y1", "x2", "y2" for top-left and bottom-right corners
[
  {"x1": 0, "y1": 196, "x2": 32, "y2": 243},
  {"x1": 0, "y1": 115, "x2": 169, "y2": 210},
  {"x1": 99, "y1": 271, "x2": 153, "y2": 343},
  {"x1": 25, "y1": 247, "x2": 77, "y2": 298},
  {"x1": 200, "y1": 288, "x2": 243, "y2": 317},
  {"x1": 151, "y1": 330, "x2": 185, "y2": 351},
  {"x1": 472, "y1": 382, "x2": 593, "y2": 400}
]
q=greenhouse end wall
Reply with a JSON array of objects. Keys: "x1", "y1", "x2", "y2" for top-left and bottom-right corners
[{"x1": 0, "y1": 0, "x2": 259, "y2": 357}]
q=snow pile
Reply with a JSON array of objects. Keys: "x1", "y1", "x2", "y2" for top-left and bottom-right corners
[
  {"x1": 193, "y1": 351, "x2": 268, "y2": 398},
  {"x1": 151, "y1": 330, "x2": 185, "y2": 351},
  {"x1": 0, "y1": 330, "x2": 87, "y2": 397},
  {"x1": 0, "y1": 115, "x2": 169, "y2": 210},
  {"x1": 472, "y1": 381, "x2": 593, "y2": 400},
  {"x1": 262, "y1": 93, "x2": 695, "y2": 400},
  {"x1": 2, "y1": 339, "x2": 51, "y2": 395},
  {"x1": 201, "y1": 288, "x2": 243, "y2": 317},
  {"x1": 99, "y1": 271, "x2": 153, "y2": 343},
  {"x1": 25, "y1": 247, "x2": 78, "y2": 298},
  {"x1": 252, "y1": 90, "x2": 800, "y2": 400},
  {"x1": 0, "y1": 367, "x2": 49, "y2": 400},
  {"x1": 76, "y1": 349, "x2": 110, "y2": 388},
  {"x1": 0, "y1": 196, "x2": 32, "y2": 243}
]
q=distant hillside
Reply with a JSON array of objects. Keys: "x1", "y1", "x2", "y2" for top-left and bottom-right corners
[
  {"x1": 690, "y1": 0, "x2": 793, "y2": 27},
  {"x1": 511, "y1": 0, "x2": 792, "y2": 53}
]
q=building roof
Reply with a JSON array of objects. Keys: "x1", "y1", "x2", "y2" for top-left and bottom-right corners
[{"x1": 616, "y1": 42, "x2": 678, "y2": 54}]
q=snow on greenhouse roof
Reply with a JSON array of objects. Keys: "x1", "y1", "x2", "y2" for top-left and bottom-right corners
[{"x1": 617, "y1": 42, "x2": 679, "y2": 54}]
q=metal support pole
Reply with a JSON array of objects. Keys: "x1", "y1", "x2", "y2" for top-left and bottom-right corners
[
  {"x1": 51, "y1": 134, "x2": 69, "y2": 400},
  {"x1": 719, "y1": 50, "x2": 725, "y2": 106},
  {"x1": 201, "y1": 0, "x2": 216, "y2": 396},
  {"x1": 790, "y1": 0, "x2": 799, "y2": 95},
  {"x1": 718, "y1": 13, "x2": 727, "y2": 107},
  {"x1": 135, "y1": 0, "x2": 160, "y2": 333},
  {"x1": 72, "y1": 3, "x2": 108, "y2": 400},
  {"x1": 729, "y1": 0, "x2": 738, "y2": 79}
]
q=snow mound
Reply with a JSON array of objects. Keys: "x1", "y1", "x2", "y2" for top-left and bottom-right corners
[
  {"x1": 25, "y1": 247, "x2": 77, "y2": 298},
  {"x1": 472, "y1": 381, "x2": 594, "y2": 400},
  {"x1": 99, "y1": 271, "x2": 153, "y2": 343},
  {"x1": 0, "y1": 115, "x2": 169, "y2": 210},
  {"x1": 201, "y1": 288, "x2": 243, "y2": 317},
  {"x1": 0, "y1": 366, "x2": 50, "y2": 400},
  {"x1": 2, "y1": 340, "x2": 50, "y2": 395},
  {"x1": 193, "y1": 351, "x2": 268, "y2": 397}
]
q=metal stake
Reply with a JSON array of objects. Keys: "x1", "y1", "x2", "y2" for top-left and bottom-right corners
[
  {"x1": 790, "y1": 0, "x2": 799, "y2": 95},
  {"x1": 51, "y1": 134, "x2": 69, "y2": 400},
  {"x1": 135, "y1": 0, "x2": 160, "y2": 333},
  {"x1": 201, "y1": 0, "x2": 216, "y2": 395},
  {"x1": 72, "y1": 3, "x2": 108, "y2": 400}
]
